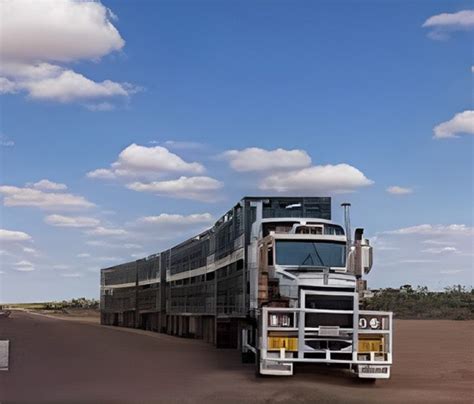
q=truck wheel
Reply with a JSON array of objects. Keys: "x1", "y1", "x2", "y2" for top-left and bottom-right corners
[
  {"x1": 255, "y1": 350, "x2": 263, "y2": 377},
  {"x1": 357, "y1": 377, "x2": 377, "y2": 384},
  {"x1": 241, "y1": 350, "x2": 255, "y2": 363}
]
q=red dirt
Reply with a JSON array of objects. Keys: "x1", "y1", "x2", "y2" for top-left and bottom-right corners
[{"x1": 0, "y1": 312, "x2": 472, "y2": 403}]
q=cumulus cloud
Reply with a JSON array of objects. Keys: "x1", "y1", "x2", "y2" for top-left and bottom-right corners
[
  {"x1": 24, "y1": 70, "x2": 137, "y2": 103},
  {"x1": 422, "y1": 10, "x2": 474, "y2": 40},
  {"x1": 386, "y1": 186, "x2": 413, "y2": 195},
  {"x1": 433, "y1": 110, "x2": 474, "y2": 139},
  {"x1": 0, "y1": 229, "x2": 32, "y2": 241},
  {"x1": 0, "y1": 185, "x2": 94, "y2": 210},
  {"x1": 1, "y1": 0, "x2": 124, "y2": 62},
  {"x1": 260, "y1": 164, "x2": 373, "y2": 193},
  {"x1": 29, "y1": 179, "x2": 67, "y2": 191},
  {"x1": 0, "y1": 0, "x2": 138, "y2": 106},
  {"x1": 0, "y1": 77, "x2": 17, "y2": 94},
  {"x1": 45, "y1": 214, "x2": 100, "y2": 228},
  {"x1": 127, "y1": 176, "x2": 223, "y2": 201},
  {"x1": 87, "y1": 144, "x2": 205, "y2": 180},
  {"x1": 222, "y1": 147, "x2": 311, "y2": 172}
]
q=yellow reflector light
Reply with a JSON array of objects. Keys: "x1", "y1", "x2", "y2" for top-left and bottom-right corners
[
  {"x1": 268, "y1": 337, "x2": 298, "y2": 351},
  {"x1": 358, "y1": 337, "x2": 384, "y2": 353}
]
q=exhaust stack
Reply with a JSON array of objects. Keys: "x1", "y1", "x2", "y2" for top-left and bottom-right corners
[{"x1": 341, "y1": 203, "x2": 352, "y2": 253}]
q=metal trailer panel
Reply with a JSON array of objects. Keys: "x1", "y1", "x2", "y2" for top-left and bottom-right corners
[{"x1": 100, "y1": 197, "x2": 332, "y2": 336}]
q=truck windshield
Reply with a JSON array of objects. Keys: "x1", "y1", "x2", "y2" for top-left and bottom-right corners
[{"x1": 275, "y1": 240, "x2": 346, "y2": 267}]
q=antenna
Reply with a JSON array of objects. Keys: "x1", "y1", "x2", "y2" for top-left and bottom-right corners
[{"x1": 341, "y1": 202, "x2": 352, "y2": 251}]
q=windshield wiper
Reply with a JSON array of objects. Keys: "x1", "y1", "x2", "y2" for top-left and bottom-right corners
[
  {"x1": 311, "y1": 242, "x2": 325, "y2": 266},
  {"x1": 301, "y1": 253, "x2": 314, "y2": 266}
]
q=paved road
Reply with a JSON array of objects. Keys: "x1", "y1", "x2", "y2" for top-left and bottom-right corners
[{"x1": 0, "y1": 311, "x2": 472, "y2": 403}]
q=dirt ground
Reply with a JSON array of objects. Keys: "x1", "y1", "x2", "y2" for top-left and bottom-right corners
[{"x1": 0, "y1": 311, "x2": 472, "y2": 403}]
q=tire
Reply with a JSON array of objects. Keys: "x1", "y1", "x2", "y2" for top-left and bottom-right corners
[
  {"x1": 255, "y1": 350, "x2": 263, "y2": 377},
  {"x1": 357, "y1": 377, "x2": 377, "y2": 384},
  {"x1": 241, "y1": 350, "x2": 255, "y2": 364}
]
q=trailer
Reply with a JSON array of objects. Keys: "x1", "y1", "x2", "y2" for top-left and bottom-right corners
[{"x1": 100, "y1": 197, "x2": 392, "y2": 380}]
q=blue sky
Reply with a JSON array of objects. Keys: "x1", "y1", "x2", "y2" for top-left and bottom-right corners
[{"x1": 0, "y1": 0, "x2": 472, "y2": 302}]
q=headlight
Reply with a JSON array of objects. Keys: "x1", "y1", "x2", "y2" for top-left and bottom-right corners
[
  {"x1": 269, "y1": 313, "x2": 292, "y2": 327},
  {"x1": 359, "y1": 318, "x2": 368, "y2": 329},
  {"x1": 369, "y1": 317, "x2": 381, "y2": 329},
  {"x1": 359, "y1": 315, "x2": 383, "y2": 330}
]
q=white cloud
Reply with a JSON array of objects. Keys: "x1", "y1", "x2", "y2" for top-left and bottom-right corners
[
  {"x1": 85, "y1": 226, "x2": 128, "y2": 237},
  {"x1": 29, "y1": 179, "x2": 67, "y2": 191},
  {"x1": 87, "y1": 144, "x2": 205, "y2": 180},
  {"x1": 0, "y1": 229, "x2": 32, "y2": 241},
  {"x1": 0, "y1": 0, "x2": 138, "y2": 106},
  {"x1": 127, "y1": 176, "x2": 223, "y2": 201},
  {"x1": 15, "y1": 266, "x2": 35, "y2": 272},
  {"x1": 85, "y1": 240, "x2": 141, "y2": 249},
  {"x1": 22, "y1": 247, "x2": 37, "y2": 254},
  {"x1": 369, "y1": 223, "x2": 473, "y2": 289},
  {"x1": 24, "y1": 70, "x2": 136, "y2": 103},
  {"x1": 422, "y1": 239, "x2": 456, "y2": 246},
  {"x1": 131, "y1": 252, "x2": 147, "y2": 259},
  {"x1": 85, "y1": 102, "x2": 115, "y2": 111},
  {"x1": 386, "y1": 186, "x2": 413, "y2": 195},
  {"x1": 45, "y1": 214, "x2": 100, "y2": 228},
  {"x1": 423, "y1": 10, "x2": 474, "y2": 29},
  {"x1": 14, "y1": 260, "x2": 35, "y2": 272},
  {"x1": 422, "y1": 246, "x2": 459, "y2": 254},
  {"x1": 77, "y1": 253, "x2": 91, "y2": 258},
  {"x1": 260, "y1": 164, "x2": 373, "y2": 193},
  {"x1": 223, "y1": 147, "x2": 311, "y2": 172},
  {"x1": 471, "y1": 66, "x2": 474, "y2": 73},
  {"x1": 0, "y1": 185, "x2": 94, "y2": 210},
  {"x1": 61, "y1": 273, "x2": 82, "y2": 278},
  {"x1": 399, "y1": 259, "x2": 438, "y2": 264},
  {"x1": 433, "y1": 110, "x2": 474, "y2": 139},
  {"x1": 422, "y1": 10, "x2": 474, "y2": 40},
  {"x1": 96, "y1": 256, "x2": 121, "y2": 262},
  {"x1": 1, "y1": 0, "x2": 124, "y2": 63},
  {"x1": 0, "y1": 134, "x2": 15, "y2": 147},
  {"x1": 385, "y1": 224, "x2": 473, "y2": 236},
  {"x1": 0, "y1": 77, "x2": 18, "y2": 94},
  {"x1": 439, "y1": 269, "x2": 465, "y2": 275},
  {"x1": 138, "y1": 213, "x2": 213, "y2": 227}
]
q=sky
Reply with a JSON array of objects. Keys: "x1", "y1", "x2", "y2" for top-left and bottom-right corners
[{"x1": 0, "y1": 0, "x2": 473, "y2": 303}]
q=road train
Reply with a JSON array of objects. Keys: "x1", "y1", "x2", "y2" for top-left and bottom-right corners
[{"x1": 101, "y1": 197, "x2": 392, "y2": 379}]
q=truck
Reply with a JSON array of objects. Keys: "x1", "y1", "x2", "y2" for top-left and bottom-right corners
[{"x1": 100, "y1": 196, "x2": 392, "y2": 380}]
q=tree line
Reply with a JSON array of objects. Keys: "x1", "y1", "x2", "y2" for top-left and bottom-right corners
[{"x1": 364, "y1": 285, "x2": 473, "y2": 320}]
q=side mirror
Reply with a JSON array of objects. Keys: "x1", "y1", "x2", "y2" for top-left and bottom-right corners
[
  {"x1": 346, "y1": 246, "x2": 356, "y2": 273},
  {"x1": 361, "y1": 239, "x2": 373, "y2": 274}
]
